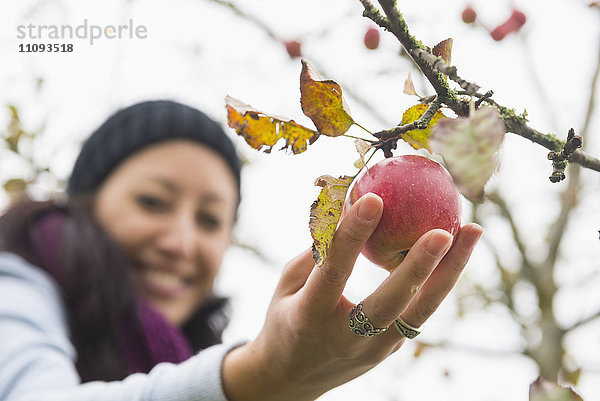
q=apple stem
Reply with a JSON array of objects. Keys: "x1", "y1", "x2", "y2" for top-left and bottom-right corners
[{"x1": 353, "y1": 147, "x2": 378, "y2": 178}]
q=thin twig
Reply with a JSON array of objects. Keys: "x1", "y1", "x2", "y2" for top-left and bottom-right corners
[
  {"x1": 485, "y1": 192, "x2": 538, "y2": 283},
  {"x1": 547, "y1": 129, "x2": 583, "y2": 183},
  {"x1": 373, "y1": 97, "x2": 441, "y2": 142},
  {"x1": 209, "y1": 0, "x2": 394, "y2": 128}
]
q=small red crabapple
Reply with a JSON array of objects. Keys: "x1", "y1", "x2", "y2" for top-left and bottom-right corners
[
  {"x1": 284, "y1": 40, "x2": 302, "y2": 59},
  {"x1": 364, "y1": 27, "x2": 380, "y2": 50},
  {"x1": 461, "y1": 6, "x2": 477, "y2": 24},
  {"x1": 490, "y1": 9, "x2": 527, "y2": 41}
]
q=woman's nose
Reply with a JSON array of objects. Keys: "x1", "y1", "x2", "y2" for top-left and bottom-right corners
[{"x1": 156, "y1": 214, "x2": 199, "y2": 259}]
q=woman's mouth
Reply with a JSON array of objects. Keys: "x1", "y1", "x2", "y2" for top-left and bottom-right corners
[{"x1": 134, "y1": 265, "x2": 194, "y2": 298}]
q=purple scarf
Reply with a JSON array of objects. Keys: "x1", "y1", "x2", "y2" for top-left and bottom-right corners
[{"x1": 30, "y1": 212, "x2": 193, "y2": 375}]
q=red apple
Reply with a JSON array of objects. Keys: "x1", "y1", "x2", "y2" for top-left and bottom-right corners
[
  {"x1": 461, "y1": 6, "x2": 477, "y2": 24},
  {"x1": 364, "y1": 27, "x2": 380, "y2": 50},
  {"x1": 348, "y1": 155, "x2": 461, "y2": 270}
]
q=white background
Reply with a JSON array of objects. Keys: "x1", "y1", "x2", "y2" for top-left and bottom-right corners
[{"x1": 1, "y1": 0, "x2": 600, "y2": 400}]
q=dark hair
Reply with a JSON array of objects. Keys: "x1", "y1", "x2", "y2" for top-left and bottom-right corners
[{"x1": 0, "y1": 196, "x2": 230, "y2": 382}]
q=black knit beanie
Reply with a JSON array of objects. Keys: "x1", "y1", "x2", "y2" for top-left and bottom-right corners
[{"x1": 67, "y1": 100, "x2": 241, "y2": 199}]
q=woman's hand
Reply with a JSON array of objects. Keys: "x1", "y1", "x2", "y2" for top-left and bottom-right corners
[{"x1": 222, "y1": 193, "x2": 483, "y2": 401}]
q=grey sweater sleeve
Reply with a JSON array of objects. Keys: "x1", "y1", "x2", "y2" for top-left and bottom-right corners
[{"x1": 0, "y1": 252, "x2": 235, "y2": 401}]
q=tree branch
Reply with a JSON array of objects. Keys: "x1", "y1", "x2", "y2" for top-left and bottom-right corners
[
  {"x1": 209, "y1": 0, "x2": 394, "y2": 127},
  {"x1": 361, "y1": 1, "x2": 600, "y2": 174},
  {"x1": 374, "y1": 0, "x2": 464, "y2": 114},
  {"x1": 373, "y1": 97, "x2": 441, "y2": 142},
  {"x1": 411, "y1": 47, "x2": 480, "y2": 95}
]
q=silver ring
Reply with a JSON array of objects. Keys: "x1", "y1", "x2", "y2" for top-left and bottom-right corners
[
  {"x1": 393, "y1": 317, "x2": 421, "y2": 339},
  {"x1": 348, "y1": 301, "x2": 387, "y2": 337}
]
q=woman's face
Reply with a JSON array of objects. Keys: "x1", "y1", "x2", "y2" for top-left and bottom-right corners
[{"x1": 94, "y1": 140, "x2": 237, "y2": 326}]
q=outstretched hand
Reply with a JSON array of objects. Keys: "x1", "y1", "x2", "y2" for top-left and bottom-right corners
[{"x1": 223, "y1": 193, "x2": 483, "y2": 401}]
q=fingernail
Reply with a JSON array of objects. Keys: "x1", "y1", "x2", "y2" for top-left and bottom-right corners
[
  {"x1": 426, "y1": 230, "x2": 453, "y2": 258},
  {"x1": 468, "y1": 224, "x2": 484, "y2": 250},
  {"x1": 472, "y1": 225, "x2": 484, "y2": 244},
  {"x1": 357, "y1": 193, "x2": 382, "y2": 222}
]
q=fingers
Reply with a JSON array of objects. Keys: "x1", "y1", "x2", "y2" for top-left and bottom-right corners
[
  {"x1": 400, "y1": 223, "x2": 483, "y2": 328},
  {"x1": 303, "y1": 193, "x2": 383, "y2": 307},
  {"x1": 361, "y1": 229, "x2": 454, "y2": 329},
  {"x1": 274, "y1": 248, "x2": 315, "y2": 297}
]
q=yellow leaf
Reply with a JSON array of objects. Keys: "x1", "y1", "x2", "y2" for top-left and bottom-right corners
[
  {"x1": 300, "y1": 59, "x2": 354, "y2": 137},
  {"x1": 309, "y1": 175, "x2": 354, "y2": 267},
  {"x1": 225, "y1": 95, "x2": 318, "y2": 154},
  {"x1": 3, "y1": 178, "x2": 27, "y2": 194},
  {"x1": 3, "y1": 178, "x2": 28, "y2": 204},
  {"x1": 400, "y1": 104, "x2": 446, "y2": 151},
  {"x1": 281, "y1": 121, "x2": 318, "y2": 154}
]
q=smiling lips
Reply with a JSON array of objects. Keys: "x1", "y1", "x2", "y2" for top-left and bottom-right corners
[{"x1": 134, "y1": 264, "x2": 196, "y2": 298}]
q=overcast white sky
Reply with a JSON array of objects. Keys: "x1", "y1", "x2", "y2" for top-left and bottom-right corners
[{"x1": 2, "y1": 0, "x2": 600, "y2": 400}]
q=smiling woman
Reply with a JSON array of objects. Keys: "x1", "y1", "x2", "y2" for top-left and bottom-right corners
[
  {"x1": 0, "y1": 100, "x2": 242, "y2": 384},
  {"x1": 0, "y1": 100, "x2": 482, "y2": 401},
  {"x1": 94, "y1": 140, "x2": 237, "y2": 326}
]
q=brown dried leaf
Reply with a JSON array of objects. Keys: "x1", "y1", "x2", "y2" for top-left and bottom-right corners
[
  {"x1": 225, "y1": 95, "x2": 318, "y2": 154},
  {"x1": 403, "y1": 71, "x2": 419, "y2": 97},
  {"x1": 353, "y1": 139, "x2": 372, "y2": 169},
  {"x1": 432, "y1": 38, "x2": 453, "y2": 64},
  {"x1": 309, "y1": 175, "x2": 354, "y2": 267},
  {"x1": 300, "y1": 59, "x2": 354, "y2": 137}
]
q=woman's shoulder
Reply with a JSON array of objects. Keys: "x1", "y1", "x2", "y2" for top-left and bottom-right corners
[
  {"x1": 0, "y1": 251, "x2": 60, "y2": 293},
  {"x1": 0, "y1": 251, "x2": 71, "y2": 341}
]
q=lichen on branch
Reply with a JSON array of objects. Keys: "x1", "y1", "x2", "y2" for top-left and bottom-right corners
[{"x1": 358, "y1": 0, "x2": 600, "y2": 175}]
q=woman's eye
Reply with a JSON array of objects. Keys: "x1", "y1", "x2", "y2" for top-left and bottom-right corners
[
  {"x1": 197, "y1": 213, "x2": 221, "y2": 230},
  {"x1": 136, "y1": 195, "x2": 168, "y2": 212}
]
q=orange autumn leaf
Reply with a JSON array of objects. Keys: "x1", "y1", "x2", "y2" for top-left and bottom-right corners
[
  {"x1": 300, "y1": 59, "x2": 354, "y2": 137},
  {"x1": 226, "y1": 95, "x2": 318, "y2": 154},
  {"x1": 400, "y1": 104, "x2": 447, "y2": 151}
]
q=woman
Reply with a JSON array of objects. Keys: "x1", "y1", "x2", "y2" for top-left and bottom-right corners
[{"x1": 0, "y1": 100, "x2": 483, "y2": 400}]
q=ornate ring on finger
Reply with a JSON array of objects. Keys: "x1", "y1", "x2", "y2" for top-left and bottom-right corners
[
  {"x1": 348, "y1": 301, "x2": 387, "y2": 337},
  {"x1": 393, "y1": 317, "x2": 421, "y2": 339}
]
